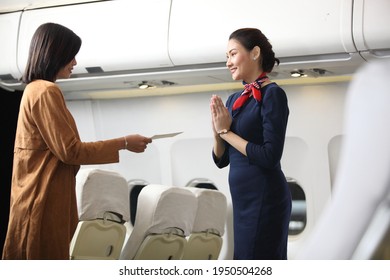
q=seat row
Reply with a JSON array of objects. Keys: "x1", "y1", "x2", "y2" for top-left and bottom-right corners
[{"x1": 69, "y1": 168, "x2": 227, "y2": 260}]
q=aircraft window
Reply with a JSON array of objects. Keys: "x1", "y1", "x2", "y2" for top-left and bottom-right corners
[
  {"x1": 128, "y1": 180, "x2": 149, "y2": 226},
  {"x1": 328, "y1": 135, "x2": 343, "y2": 190},
  {"x1": 287, "y1": 178, "x2": 307, "y2": 235},
  {"x1": 186, "y1": 178, "x2": 218, "y2": 190}
]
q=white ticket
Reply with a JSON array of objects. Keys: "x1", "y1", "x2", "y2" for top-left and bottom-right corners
[{"x1": 151, "y1": 132, "x2": 183, "y2": 140}]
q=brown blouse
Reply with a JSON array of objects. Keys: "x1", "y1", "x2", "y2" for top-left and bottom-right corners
[{"x1": 2, "y1": 80, "x2": 120, "y2": 259}]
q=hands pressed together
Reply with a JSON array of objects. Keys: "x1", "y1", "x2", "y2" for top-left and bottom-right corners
[
  {"x1": 124, "y1": 134, "x2": 152, "y2": 153},
  {"x1": 210, "y1": 94, "x2": 232, "y2": 136},
  {"x1": 122, "y1": 94, "x2": 230, "y2": 155}
]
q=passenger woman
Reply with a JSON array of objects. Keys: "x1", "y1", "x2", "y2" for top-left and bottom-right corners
[
  {"x1": 210, "y1": 28, "x2": 291, "y2": 259},
  {"x1": 2, "y1": 22, "x2": 152, "y2": 259}
]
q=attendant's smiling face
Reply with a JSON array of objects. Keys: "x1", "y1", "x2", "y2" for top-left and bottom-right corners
[{"x1": 226, "y1": 39, "x2": 258, "y2": 83}]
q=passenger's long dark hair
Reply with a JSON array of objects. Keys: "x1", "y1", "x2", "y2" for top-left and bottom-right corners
[
  {"x1": 229, "y1": 28, "x2": 279, "y2": 73},
  {"x1": 22, "y1": 22, "x2": 82, "y2": 84}
]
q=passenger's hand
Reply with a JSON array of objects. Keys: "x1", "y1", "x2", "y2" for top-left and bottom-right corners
[{"x1": 124, "y1": 134, "x2": 152, "y2": 153}]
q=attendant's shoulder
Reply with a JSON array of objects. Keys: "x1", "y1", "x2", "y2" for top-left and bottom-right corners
[
  {"x1": 264, "y1": 82, "x2": 284, "y2": 92},
  {"x1": 262, "y1": 83, "x2": 288, "y2": 105},
  {"x1": 264, "y1": 83, "x2": 286, "y2": 96}
]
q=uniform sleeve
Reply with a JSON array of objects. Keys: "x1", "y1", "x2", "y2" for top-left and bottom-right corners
[
  {"x1": 212, "y1": 146, "x2": 229, "y2": 168},
  {"x1": 246, "y1": 86, "x2": 289, "y2": 169},
  {"x1": 31, "y1": 85, "x2": 119, "y2": 165}
]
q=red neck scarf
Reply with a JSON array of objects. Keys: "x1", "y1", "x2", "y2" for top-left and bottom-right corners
[{"x1": 232, "y1": 72, "x2": 269, "y2": 111}]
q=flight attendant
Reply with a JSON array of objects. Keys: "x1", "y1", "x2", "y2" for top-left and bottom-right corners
[
  {"x1": 210, "y1": 28, "x2": 291, "y2": 259},
  {"x1": 2, "y1": 22, "x2": 152, "y2": 259}
]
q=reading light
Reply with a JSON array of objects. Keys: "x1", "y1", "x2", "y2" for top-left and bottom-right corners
[
  {"x1": 138, "y1": 81, "x2": 155, "y2": 89},
  {"x1": 290, "y1": 70, "x2": 307, "y2": 78},
  {"x1": 290, "y1": 71, "x2": 301, "y2": 78},
  {"x1": 139, "y1": 83, "x2": 149, "y2": 89}
]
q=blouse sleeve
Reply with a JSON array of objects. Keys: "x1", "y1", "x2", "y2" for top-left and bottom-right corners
[
  {"x1": 246, "y1": 86, "x2": 289, "y2": 169},
  {"x1": 31, "y1": 85, "x2": 119, "y2": 165}
]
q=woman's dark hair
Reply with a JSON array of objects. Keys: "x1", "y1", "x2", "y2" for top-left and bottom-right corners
[
  {"x1": 229, "y1": 28, "x2": 279, "y2": 73},
  {"x1": 22, "y1": 22, "x2": 82, "y2": 84}
]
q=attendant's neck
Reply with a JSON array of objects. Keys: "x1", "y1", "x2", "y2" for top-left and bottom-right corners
[{"x1": 244, "y1": 71, "x2": 266, "y2": 84}]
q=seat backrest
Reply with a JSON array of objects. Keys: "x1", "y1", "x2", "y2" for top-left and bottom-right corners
[
  {"x1": 352, "y1": 190, "x2": 390, "y2": 259},
  {"x1": 296, "y1": 59, "x2": 390, "y2": 259},
  {"x1": 119, "y1": 184, "x2": 197, "y2": 260},
  {"x1": 70, "y1": 168, "x2": 129, "y2": 260},
  {"x1": 183, "y1": 187, "x2": 227, "y2": 260},
  {"x1": 128, "y1": 179, "x2": 149, "y2": 228},
  {"x1": 69, "y1": 216, "x2": 126, "y2": 260}
]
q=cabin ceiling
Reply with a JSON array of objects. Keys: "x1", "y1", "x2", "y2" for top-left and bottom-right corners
[
  {"x1": 55, "y1": 59, "x2": 357, "y2": 100},
  {"x1": 1, "y1": 0, "x2": 382, "y2": 100},
  {"x1": 75, "y1": 75, "x2": 352, "y2": 100},
  {"x1": 0, "y1": 0, "x2": 100, "y2": 13},
  {"x1": 0, "y1": 59, "x2": 356, "y2": 100}
]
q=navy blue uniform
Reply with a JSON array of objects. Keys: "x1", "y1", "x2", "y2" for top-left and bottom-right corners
[{"x1": 213, "y1": 83, "x2": 291, "y2": 259}]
